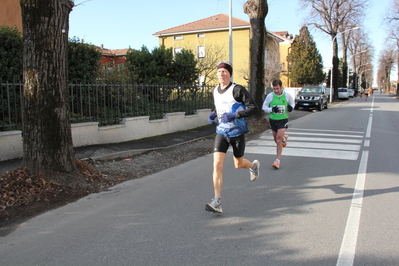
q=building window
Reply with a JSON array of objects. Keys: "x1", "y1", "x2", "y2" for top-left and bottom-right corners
[
  {"x1": 174, "y1": 47, "x2": 183, "y2": 55},
  {"x1": 197, "y1": 33, "x2": 205, "y2": 38},
  {"x1": 174, "y1": 35, "x2": 183, "y2": 40},
  {"x1": 198, "y1": 75, "x2": 205, "y2": 86},
  {"x1": 197, "y1": 46, "x2": 205, "y2": 59}
]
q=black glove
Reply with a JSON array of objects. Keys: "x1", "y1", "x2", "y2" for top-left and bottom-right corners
[
  {"x1": 272, "y1": 106, "x2": 281, "y2": 113},
  {"x1": 288, "y1": 105, "x2": 293, "y2": 112}
]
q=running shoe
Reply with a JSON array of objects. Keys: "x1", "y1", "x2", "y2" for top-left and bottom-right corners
[
  {"x1": 282, "y1": 135, "x2": 289, "y2": 148},
  {"x1": 205, "y1": 198, "x2": 223, "y2": 213},
  {"x1": 272, "y1": 159, "x2": 280, "y2": 169},
  {"x1": 249, "y1": 160, "x2": 260, "y2": 181}
]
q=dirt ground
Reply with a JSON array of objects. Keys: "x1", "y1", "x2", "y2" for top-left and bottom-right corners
[{"x1": 0, "y1": 118, "x2": 271, "y2": 227}]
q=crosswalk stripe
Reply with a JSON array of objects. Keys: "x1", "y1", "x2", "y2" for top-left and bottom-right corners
[
  {"x1": 245, "y1": 128, "x2": 364, "y2": 161},
  {"x1": 245, "y1": 146, "x2": 359, "y2": 160},
  {"x1": 256, "y1": 135, "x2": 363, "y2": 144},
  {"x1": 282, "y1": 132, "x2": 363, "y2": 139},
  {"x1": 289, "y1": 128, "x2": 364, "y2": 134},
  {"x1": 248, "y1": 141, "x2": 361, "y2": 151}
]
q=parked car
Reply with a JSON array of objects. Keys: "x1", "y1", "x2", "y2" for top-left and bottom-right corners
[
  {"x1": 348, "y1": 88, "x2": 354, "y2": 98},
  {"x1": 294, "y1": 85, "x2": 328, "y2": 111},
  {"x1": 338, "y1": 88, "x2": 349, "y2": 100}
]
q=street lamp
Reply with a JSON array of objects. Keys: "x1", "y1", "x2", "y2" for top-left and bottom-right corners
[
  {"x1": 353, "y1": 50, "x2": 368, "y2": 56},
  {"x1": 228, "y1": 0, "x2": 233, "y2": 64},
  {"x1": 330, "y1": 26, "x2": 360, "y2": 102},
  {"x1": 228, "y1": 0, "x2": 233, "y2": 79}
]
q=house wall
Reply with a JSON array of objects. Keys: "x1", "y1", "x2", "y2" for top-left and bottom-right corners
[
  {"x1": 159, "y1": 28, "x2": 294, "y2": 92},
  {"x1": 0, "y1": 0, "x2": 22, "y2": 32},
  {"x1": 0, "y1": 109, "x2": 211, "y2": 161},
  {"x1": 279, "y1": 42, "x2": 292, "y2": 87},
  {"x1": 160, "y1": 28, "x2": 250, "y2": 87},
  {"x1": 100, "y1": 55, "x2": 126, "y2": 69}
]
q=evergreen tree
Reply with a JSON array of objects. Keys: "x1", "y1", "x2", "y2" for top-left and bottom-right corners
[
  {"x1": 150, "y1": 46, "x2": 174, "y2": 84},
  {"x1": 125, "y1": 46, "x2": 153, "y2": 83},
  {"x1": 287, "y1": 26, "x2": 325, "y2": 86},
  {"x1": 172, "y1": 49, "x2": 198, "y2": 85},
  {"x1": 126, "y1": 46, "x2": 198, "y2": 85},
  {"x1": 68, "y1": 37, "x2": 102, "y2": 82},
  {"x1": 0, "y1": 28, "x2": 101, "y2": 83},
  {"x1": 0, "y1": 26, "x2": 23, "y2": 82}
]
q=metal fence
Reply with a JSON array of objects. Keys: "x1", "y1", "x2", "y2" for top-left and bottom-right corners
[{"x1": 0, "y1": 81, "x2": 215, "y2": 131}]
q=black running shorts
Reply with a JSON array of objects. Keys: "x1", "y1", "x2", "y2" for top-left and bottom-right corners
[
  {"x1": 213, "y1": 133, "x2": 246, "y2": 158},
  {"x1": 269, "y1": 118, "x2": 288, "y2": 132}
]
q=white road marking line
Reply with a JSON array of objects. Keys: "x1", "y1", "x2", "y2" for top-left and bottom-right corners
[
  {"x1": 336, "y1": 151, "x2": 368, "y2": 266},
  {"x1": 336, "y1": 95, "x2": 374, "y2": 266},
  {"x1": 364, "y1": 140, "x2": 370, "y2": 147},
  {"x1": 366, "y1": 114, "x2": 372, "y2": 138}
]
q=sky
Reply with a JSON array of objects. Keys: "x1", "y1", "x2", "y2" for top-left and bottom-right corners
[{"x1": 69, "y1": 0, "x2": 392, "y2": 86}]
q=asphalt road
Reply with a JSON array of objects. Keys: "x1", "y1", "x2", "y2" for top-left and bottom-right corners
[{"x1": 0, "y1": 93, "x2": 398, "y2": 266}]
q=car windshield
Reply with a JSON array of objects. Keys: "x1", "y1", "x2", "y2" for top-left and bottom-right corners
[
  {"x1": 302, "y1": 87, "x2": 320, "y2": 93},
  {"x1": 338, "y1": 88, "x2": 347, "y2": 92}
]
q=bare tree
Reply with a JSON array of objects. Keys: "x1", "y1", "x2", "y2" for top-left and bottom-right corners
[
  {"x1": 264, "y1": 34, "x2": 281, "y2": 87},
  {"x1": 340, "y1": 16, "x2": 364, "y2": 87},
  {"x1": 196, "y1": 43, "x2": 227, "y2": 86},
  {"x1": 347, "y1": 29, "x2": 374, "y2": 90},
  {"x1": 300, "y1": 0, "x2": 369, "y2": 99},
  {"x1": 377, "y1": 46, "x2": 397, "y2": 93},
  {"x1": 244, "y1": 0, "x2": 268, "y2": 112},
  {"x1": 237, "y1": 33, "x2": 281, "y2": 88},
  {"x1": 20, "y1": 0, "x2": 85, "y2": 188},
  {"x1": 384, "y1": 0, "x2": 399, "y2": 95}
]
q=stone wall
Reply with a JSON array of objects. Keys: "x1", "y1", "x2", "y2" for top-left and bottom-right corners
[{"x1": 0, "y1": 109, "x2": 210, "y2": 161}]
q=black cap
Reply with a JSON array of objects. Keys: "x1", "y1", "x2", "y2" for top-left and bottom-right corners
[{"x1": 217, "y1": 62, "x2": 233, "y2": 76}]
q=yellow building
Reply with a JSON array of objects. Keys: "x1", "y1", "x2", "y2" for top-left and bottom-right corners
[
  {"x1": 153, "y1": 14, "x2": 293, "y2": 88},
  {"x1": 273, "y1": 31, "x2": 295, "y2": 87},
  {"x1": 0, "y1": 0, "x2": 22, "y2": 32}
]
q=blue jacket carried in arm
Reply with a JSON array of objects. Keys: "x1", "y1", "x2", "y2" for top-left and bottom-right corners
[{"x1": 212, "y1": 82, "x2": 258, "y2": 138}]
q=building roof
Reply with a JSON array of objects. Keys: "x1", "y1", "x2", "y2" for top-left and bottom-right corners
[
  {"x1": 98, "y1": 47, "x2": 132, "y2": 57},
  {"x1": 153, "y1": 13, "x2": 293, "y2": 45},
  {"x1": 266, "y1": 31, "x2": 293, "y2": 45},
  {"x1": 153, "y1": 14, "x2": 250, "y2": 36},
  {"x1": 273, "y1": 31, "x2": 294, "y2": 41}
]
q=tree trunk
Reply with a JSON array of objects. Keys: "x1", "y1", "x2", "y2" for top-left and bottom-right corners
[
  {"x1": 332, "y1": 34, "x2": 339, "y2": 100},
  {"x1": 244, "y1": 0, "x2": 268, "y2": 114},
  {"x1": 341, "y1": 33, "x2": 350, "y2": 88},
  {"x1": 20, "y1": 0, "x2": 84, "y2": 188},
  {"x1": 342, "y1": 61, "x2": 348, "y2": 88}
]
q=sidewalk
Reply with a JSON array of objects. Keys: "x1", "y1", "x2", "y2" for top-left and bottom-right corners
[{"x1": 0, "y1": 125, "x2": 216, "y2": 174}]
